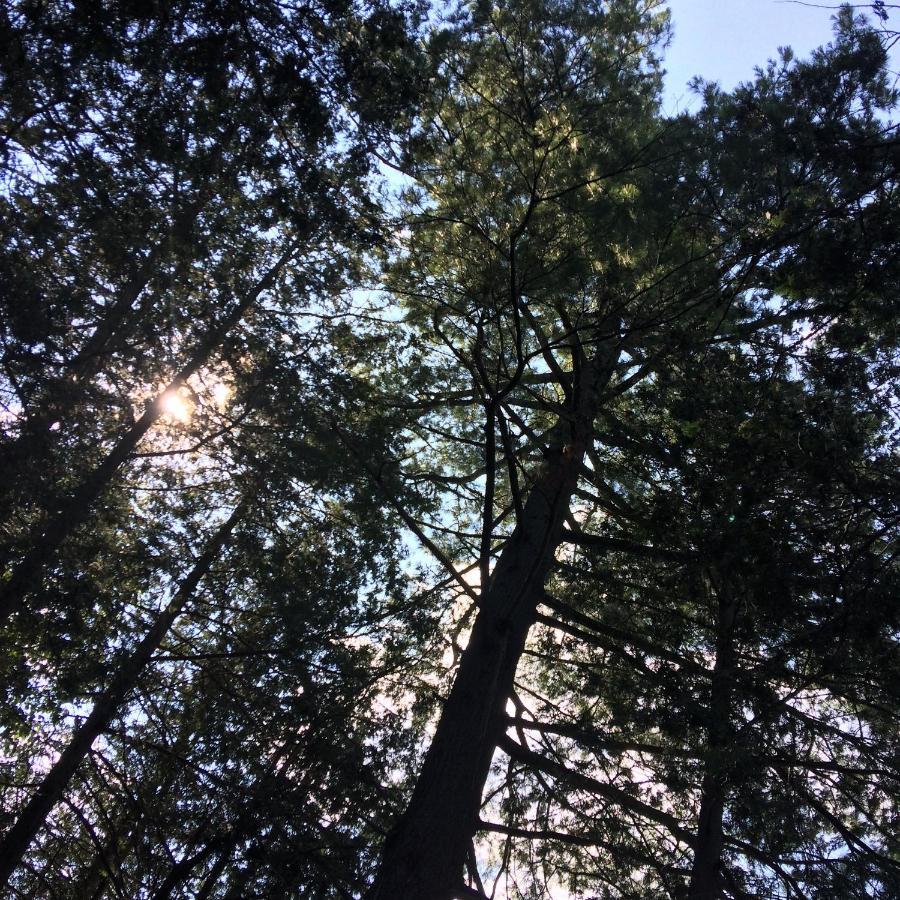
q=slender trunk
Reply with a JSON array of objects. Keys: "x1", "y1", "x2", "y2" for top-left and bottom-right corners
[
  {"x1": 63, "y1": 248, "x2": 163, "y2": 385},
  {"x1": 195, "y1": 845, "x2": 233, "y2": 900},
  {"x1": 0, "y1": 247, "x2": 291, "y2": 627},
  {"x1": 368, "y1": 338, "x2": 619, "y2": 900},
  {"x1": 221, "y1": 825, "x2": 277, "y2": 900},
  {"x1": 150, "y1": 830, "x2": 220, "y2": 900},
  {"x1": 71, "y1": 834, "x2": 120, "y2": 900},
  {"x1": 75, "y1": 820, "x2": 140, "y2": 900},
  {"x1": 73, "y1": 789, "x2": 162, "y2": 900},
  {"x1": 0, "y1": 503, "x2": 245, "y2": 889},
  {"x1": 688, "y1": 580, "x2": 739, "y2": 900},
  {"x1": 60, "y1": 164, "x2": 228, "y2": 388}
]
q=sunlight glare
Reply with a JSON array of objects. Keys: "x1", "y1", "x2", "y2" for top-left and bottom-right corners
[
  {"x1": 211, "y1": 380, "x2": 232, "y2": 409},
  {"x1": 160, "y1": 388, "x2": 192, "y2": 423}
]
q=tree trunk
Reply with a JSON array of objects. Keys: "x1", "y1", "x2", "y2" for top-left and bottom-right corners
[
  {"x1": 150, "y1": 829, "x2": 220, "y2": 900},
  {"x1": 688, "y1": 579, "x2": 739, "y2": 900},
  {"x1": 195, "y1": 845, "x2": 233, "y2": 900},
  {"x1": 368, "y1": 337, "x2": 619, "y2": 900},
  {"x1": 0, "y1": 502, "x2": 245, "y2": 889}
]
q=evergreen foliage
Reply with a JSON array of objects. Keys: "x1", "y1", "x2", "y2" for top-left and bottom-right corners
[{"x1": 1, "y1": 1, "x2": 897, "y2": 898}]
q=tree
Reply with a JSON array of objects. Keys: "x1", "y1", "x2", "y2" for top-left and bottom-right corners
[
  {"x1": 2, "y1": 1, "x2": 898, "y2": 898},
  {"x1": 0, "y1": 0, "x2": 422, "y2": 624},
  {"x1": 0, "y1": 0, "x2": 428, "y2": 892},
  {"x1": 365, "y1": 2, "x2": 899, "y2": 897}
]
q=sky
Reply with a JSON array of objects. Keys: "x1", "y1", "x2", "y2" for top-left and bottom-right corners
[{"x1": 661, "y1": 0, "x2": 856, "y2": 112}]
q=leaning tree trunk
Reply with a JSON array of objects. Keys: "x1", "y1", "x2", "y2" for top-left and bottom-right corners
[
  {"x1": 0, "y1": 502, "x2": 245, "y2": 889},
  {"x1": 150, "y1": 829, "x2": 222, "y2": 900},
  {"x1": 195, "y1": 845, "x2": 234, "y2": 900},
  {"x1": 688, "y1": 577, "x2": 739, "y2": 900},
  {"x1": 368, "y1": 336, "x2": 619, "y2": 900}
]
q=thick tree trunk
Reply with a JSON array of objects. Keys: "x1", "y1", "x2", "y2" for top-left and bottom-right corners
[
  {"x1": 0, "y1": 503, "x2": 245, "y2": 889},
  {"x1": 368, "y1": 338, "x2": 619, "y2": 900},
  {"x1": 0, "y1": 248, "x2": 291, "y2": 627},
  {"x1": 689, "y1": 770, "x2": 726, "y2": 899},
  {"x1": 688, "y1": 581, "x2": 739, "y2": 900}
]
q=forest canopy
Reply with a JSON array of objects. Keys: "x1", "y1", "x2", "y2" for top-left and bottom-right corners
[{"x1": 1, "y1": 1, "x2": 898, "y2": 898}]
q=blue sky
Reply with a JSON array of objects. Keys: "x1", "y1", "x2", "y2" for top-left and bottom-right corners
[{"x1": 661, "y1": 0, "x2": 852, "y2": 112}]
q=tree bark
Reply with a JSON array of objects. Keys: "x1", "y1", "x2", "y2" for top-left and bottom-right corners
[
  {"x1": 0, "y1": 502, "x2": 245, "y2": 889},
  {"x1": 687, "y1": 578, "x2": 739, "y2": 900},
  {"x1": 368, "y1": 336, "x2": 619, "y2": 900}
]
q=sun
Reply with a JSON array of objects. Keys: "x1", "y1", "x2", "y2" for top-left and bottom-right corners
[
  {"x1": 159, "y1": 388, "x2": 193, "y2": 423},
  {"x1": 152, "y1": 374, "x2": 232, "y2": 426}
]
